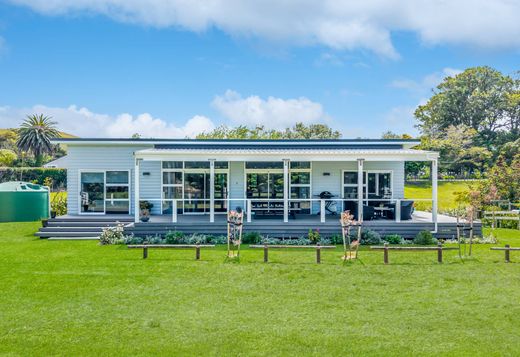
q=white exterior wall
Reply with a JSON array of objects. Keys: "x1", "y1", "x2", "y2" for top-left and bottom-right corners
[
  {"x1": 66, "y1": 144, "x2": 152, "y2": 215},
  {"x1": 139, "y1": 161, "x2": 162, "y2": 215},
  {"x1": 66, "y1": 146, "x2": 406, "y2": 216}
]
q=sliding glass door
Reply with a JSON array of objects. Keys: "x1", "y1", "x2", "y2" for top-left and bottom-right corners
[
  {"x1": 80, "y1": 172, "x2": 105, "y2": 214},
  {"x1": 184, "y1": 173, "x2": 206, "y2": 213},
  {"x1": 80, "y1": 171, "x2": 130, "y2": 215}
]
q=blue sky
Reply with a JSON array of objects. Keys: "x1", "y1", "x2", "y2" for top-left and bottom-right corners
[{"x1": 0, "y1": 1, "x2": 519, "y2": 138}]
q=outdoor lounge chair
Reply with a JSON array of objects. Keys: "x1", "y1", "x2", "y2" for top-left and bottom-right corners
[
  {"x1": 343, "y1": 201, "x2": 375, "y2": 220},
  {"x1": 387, "y1": 200, "x2": 414, "y2": 220}
]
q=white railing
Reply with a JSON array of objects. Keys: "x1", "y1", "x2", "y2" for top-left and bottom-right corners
[{"x1": 138, "y1": 197, "x2": 434, "y2": 224}]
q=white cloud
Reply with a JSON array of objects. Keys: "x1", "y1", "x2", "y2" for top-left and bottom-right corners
[
  {"x1": 0, "y1": 104, "x2": 215, "y2": 138},
  {"x1": 212, "y1": 90, "x2": 326, "y2": 129},
  {"x1": 391, "y1": 67, "x2": 463, "y2": 94},
  {"x1": 8, "y1": 0, "x2": 520, "y2": 58}
]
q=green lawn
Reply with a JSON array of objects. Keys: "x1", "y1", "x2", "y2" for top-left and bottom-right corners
[
  {"x1": 405, "y1": 180, "x2": 474, "y2": 212},
  {"x1": 1, "y1": 222, "x2": 520, "y2": 356}
]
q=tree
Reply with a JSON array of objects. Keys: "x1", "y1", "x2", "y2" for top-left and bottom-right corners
[
  {"x1": 381, "y1": 131, "x2": 413, "y2": 139},
  {"x1": 420, "y1": 124, "x2": 491, "y2": 175},
  {"x1": 0, "y1": 149, "x2": 17, "y2": 166},
  {"x1": 415, "y1": 66, "x2": 518, "y2": 149},
  {"x1": 16, "y1": 114, "x2": 60, "y2": 167},
  {"x1": 0, "y1": 129, "x2": 18, "y2": 150},
  {"x1": 197, "y1": 122, "x2": 341, "y2": 139}
]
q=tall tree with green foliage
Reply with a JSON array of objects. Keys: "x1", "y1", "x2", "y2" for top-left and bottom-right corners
[
  {"x1": 415, "y1": 66, "x2": 519, "y2": 148},
  {"x1": 16, "y1": 114, "x2": 59, "y2": 167},
  {"x1": 197, "y1": 122, "x2": 341, "y2": 139}
]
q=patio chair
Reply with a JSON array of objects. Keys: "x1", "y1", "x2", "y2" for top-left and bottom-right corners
[
  {"x1": 343, "y1": 201, "x2": 375, "y2": 221},
  {"x1": 387, "y1": 200, "x2": 414, "y2": 220}
]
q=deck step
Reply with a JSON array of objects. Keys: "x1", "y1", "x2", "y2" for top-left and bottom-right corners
[{"x1": 47, "y1": 237, "x2": 100, "y2": 241}]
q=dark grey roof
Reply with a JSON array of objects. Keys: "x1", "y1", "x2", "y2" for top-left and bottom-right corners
[
  {"x1": 53, "y1": 138, "x2": 418, "y2": 143},
  {"x1": 153, "y1": 143, "x2": 404, "y2": 150}
]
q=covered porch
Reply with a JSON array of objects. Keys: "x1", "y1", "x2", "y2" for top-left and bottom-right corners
[{"x1": 133, "y1": 146, "x2": 441, "y2": 232}]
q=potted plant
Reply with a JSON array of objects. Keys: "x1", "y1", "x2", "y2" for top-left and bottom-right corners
[{"x1": 140, "y1": 201, "x2": 154, "y2": 222}]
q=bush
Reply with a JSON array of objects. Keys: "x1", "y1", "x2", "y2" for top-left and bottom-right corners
[
  {"x1": 99, "y1": 224, "x2": 125, "y2": 245},
  {"x1": 383, "y1": 234, "x2": 403, "y2": 244},
  {"x1": 413, "y1": 231, "x2": 437, "y2": 245},
  {"x1": 360, "y1": 229, "x2": 382, "y2": 245},
  {"x1": 207, "y1": 235, "x2": 227, "y2": 245},
  {"x1": 51, "y1": 193, "x2": 67, "y2": 216},
  {"x1": 165, "y1": 231, "x2": 185, "y2": 244},
  {"x1": 0, "y1": 149, "x2": 17, "y2": 166},
  {"x1": 145, "y1": 235, "x2": 164, "y2": 244},
  {"x1": 308, "y1": 229, "x2": 320, "y2": 244},
  {"x1": 329, "y1": 234, "x2": 343, "y2": 245},
  {"x1": 242, "y1": 231, "x2": 262, "y2": 244}
]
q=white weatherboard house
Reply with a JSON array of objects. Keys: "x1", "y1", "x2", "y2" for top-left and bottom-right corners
[{"x1": 44, "y1": 138, "x2": 474, "y2": 239}]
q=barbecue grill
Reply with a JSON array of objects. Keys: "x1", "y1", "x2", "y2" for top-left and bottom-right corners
[{"x1": 315, "y1": 191, "x2": 338, "y2": 215}]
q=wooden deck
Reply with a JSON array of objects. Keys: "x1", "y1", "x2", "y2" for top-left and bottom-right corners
[
  {"x1": 36, "y1": 212, "x2": 482, "y2": 239},
  {"x1": 126, "y1": 212, "x2": 481, "y2": 239}
]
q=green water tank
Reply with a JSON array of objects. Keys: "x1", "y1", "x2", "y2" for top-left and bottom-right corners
[{"x1": 0, "y1": 181, "x2": 50, "y2": 222}]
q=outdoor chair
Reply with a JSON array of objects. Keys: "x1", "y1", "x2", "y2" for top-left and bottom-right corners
[{"x1": 387, "y1": 200, "x2": 414, "y2": 220}]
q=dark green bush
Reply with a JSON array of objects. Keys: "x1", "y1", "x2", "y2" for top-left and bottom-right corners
[
  {"x1": 413, "y1": 231, "x2": 437, "y2": 245},
  {"x1": 242, "y1": 231, "x2": 262, "y2": 244},
  {"x1": 360, "y1": 230, "x2": 382, "y2": 245},
  {"x1": 165, "y1": 231, "x2": 184, "y2": 244},
  {"x1": 383, "y1": 234, "x2": 403, "y2": 244}
]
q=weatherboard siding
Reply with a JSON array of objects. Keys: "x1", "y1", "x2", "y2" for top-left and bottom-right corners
[
  {"x1": 66, "y1": 145, "x2": 406, "y2": 216},
  {"x1": 66, "y1": 145, "x2": 152, "y2": 215}
]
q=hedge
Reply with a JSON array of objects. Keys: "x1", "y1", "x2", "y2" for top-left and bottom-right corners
[{"x1": 0, "y1": 168, "x2": 67, "y2": 189}]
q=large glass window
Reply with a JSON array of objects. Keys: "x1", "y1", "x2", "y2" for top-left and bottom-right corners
[
  {"x1": 80, "y1": 172, "x2": 105, "y2": 213},
  {"x1": 161, "y1": 160, "x2": 229, "y2": 215},
  {"x1": 184, "y1": 161, "x2": 210, "y2": 169},
  {"x1": 162, "y1": 161, "x2": 183, "y2": 169},
  {"x1": 289, "y1": 162, "x2": 311, "y2": 214},
  {"x1": 245, "y1": 161, "x2": 284, "y2": 169},
  {"x1": 343, "y1": 171, "x2": 392, "y2": 201},
  {"x1": 105, "y1": 171, "x2": 130, "y2": 214},
  {"x1": 162, "y1": 172, "x2": 182, "y2": 185},
  {"x1": 80, "y1": 170, "x2": 130, "y2": 214}
]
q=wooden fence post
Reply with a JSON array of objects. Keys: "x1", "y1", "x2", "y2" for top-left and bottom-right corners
[
  {"x1": 437, "y1": 242, "x2": 443, "y2": 263},
  {"x1": 143, "y1": 246, "x2": 148, "y2": 259},
  {"x1": 316, "y1": 244, "x2": 321, "y2": 264},
  {"x1": 383, "y1": 243, "x2": 389, "y2": 264},
  {"x1": 195, "y1": 245, "x2": 200, "y2": 260},
  {"x1": 263, "y1": 245, "x2": 268, "y2": 263},
  {"x1": 505, "y1": 244, "x2": 510, "y2": 263}
]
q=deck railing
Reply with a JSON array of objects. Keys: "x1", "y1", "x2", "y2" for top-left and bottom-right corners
[{"x1": 138, "y1": 197, "x2": 434, "y2": 224}]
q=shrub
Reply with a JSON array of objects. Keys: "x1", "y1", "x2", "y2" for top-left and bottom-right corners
[
  {"x1": 308, "y1": 229, "x2": 320, "y2": 244},
  {"x1": 50, "y1": 193, "x2": 67, "y2": 216},
  {"x1": 207, "y1": 235, "x2": 227, "y2": 245},
  {"x1": 0, "y1": 149, "x2": 17, "y2": 166},
  {"x1": 360, "y1": 229, "x2": 382, "y2": 245},
  {"x1": 144, "y1": 235, "x2": 164, "y2": 244},
  {"x1": 123, "y1": 234, "x2": 144, "y2": 245},
  {"x1": 329, "y1": 234, "x2": 343, "y2": 245},
  {"x1": 413, "y1": 231, "x2": 437, "y2": 245},
  {"x1": 99, "y1": 224, "x2": 125, "y2": 245},
  {"x1": 165, "y1": 231, "x2": 185, "y2": 244},
  {"x1": 242, "y1": 231, "x2": 262, "y2": 244},
  {"x1": 260, "y1": 237, "x2": 312, "y2": 245},
  {"x1": 383, "y1": 234, "x2": 403, "y2": 244}
]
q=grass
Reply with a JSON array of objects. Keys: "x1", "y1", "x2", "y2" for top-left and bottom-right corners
[
  {"x1": 405, "y1": 180, "x2": 474, "y2": 211},
  {"x1": 1, "y1": 222, "x2": 520, "y2": 356}
]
